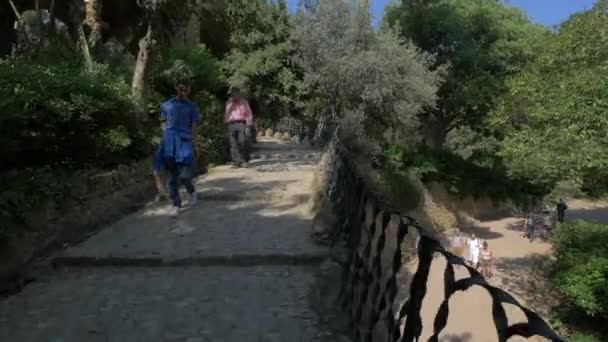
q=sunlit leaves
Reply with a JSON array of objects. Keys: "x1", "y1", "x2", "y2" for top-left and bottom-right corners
[{"x1": 491, "y1": 6, "x2": 608, "y2": 186}]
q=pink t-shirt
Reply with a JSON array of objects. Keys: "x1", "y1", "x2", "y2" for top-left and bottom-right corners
[{"x1": 224, "y1": 98, "x2": 253, "y2": 126}]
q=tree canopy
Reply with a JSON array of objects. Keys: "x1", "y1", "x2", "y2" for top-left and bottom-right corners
[
  {"x1": 490, "y1": 4, "x2": 608, "y2": 188},
  {"x1": 294, "y1": 0, "x2": 442, "y2": 151},
  {"x1": 221, "y1": 0, "x2": 304, "y2": 119},
  {"x1": 384, "y1": 0, "x2": 548, "y2": 147}
]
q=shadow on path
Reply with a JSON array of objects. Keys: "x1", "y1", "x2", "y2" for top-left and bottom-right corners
[
  {"x1": 55, "y1": 174, "x2": 325, "y2": 262},
  {"x1": 460, "y1": 225, "x2": 504, "y2": 240},
  {"x1": 566, "y1": 207, "x2": 608, "y2": 224},
  {"x1": 493, "y1": 253, "x2": 559, "y2": 317}
]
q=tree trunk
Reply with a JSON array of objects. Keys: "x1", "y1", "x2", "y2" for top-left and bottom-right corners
[
  {"x1": 172, "y1": 5, "x2": 201, "y2": 48},
  {"x1": 68, "y1": 0, "x2": 93, "y2": 70},
  {"x1": 7, "y1": 0, "x2": 21, "y2": 21},
  {"x1": 185, "y1": 11, "x2": 201, "y2": 47},
  {"x1": 84, "y1": 0, "x2": 102, "y2": 48},
  {"x1": 77, "y1": 24, "x2": 94, "y2": 70},
  {"x1": 131, "y1": 22, "x2": 154, "y2": 117},
  {"x1": 49, "y1": 0, "x2": 56, "y2": 35}
]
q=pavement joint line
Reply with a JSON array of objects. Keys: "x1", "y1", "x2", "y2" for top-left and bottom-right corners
[{"x1": 51, "y1": 254, "x2": 331, "y2": 268}]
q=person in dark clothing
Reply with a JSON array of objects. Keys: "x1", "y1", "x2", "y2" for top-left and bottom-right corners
[{"x1": 556, "y1": 199, "x2": 568, "y2": 223}]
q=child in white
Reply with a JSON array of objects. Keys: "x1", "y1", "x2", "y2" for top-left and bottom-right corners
[{"x1": 467, "y1": 233, "x2": 481, "y2": 268}]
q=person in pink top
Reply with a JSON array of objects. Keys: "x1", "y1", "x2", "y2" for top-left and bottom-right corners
[{"x1": 224, "y1": 89, "x2": 253, "y2": 168}]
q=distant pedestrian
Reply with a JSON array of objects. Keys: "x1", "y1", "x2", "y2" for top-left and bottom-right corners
[
  {"x1": 556, "y1": 199, "x2": 568, "y2": 223},
  {"x1": 524, "y1": 214, "x2": 535, "y2": 241},
  {"x1": 479, "y1": 241, "x2": 494, "y2": 279},
  {"x1": 450, "y1": 231, "x2": 465, "y2": 258},
  {"x1": 158, "y1": 79, "x2": 200, "y2": 218},
  {"x1": 224, "y1": 88, "x2": 253, "y2": 168},
  {"x1": 542, "y1": 210, "x2": 553, "y2": 238},
  {"x1": 466, "y1": 233, "x2": 481, "y2": 268}
]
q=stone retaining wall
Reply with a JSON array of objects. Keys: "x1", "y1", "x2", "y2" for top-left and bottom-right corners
[{"x1": 1, "y1": 159, "x2": 156, "y2": 294}]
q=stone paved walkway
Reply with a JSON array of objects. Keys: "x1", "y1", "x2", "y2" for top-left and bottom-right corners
[{"x1": 0, "y1": 138, "x2": 347, "y2": 342}]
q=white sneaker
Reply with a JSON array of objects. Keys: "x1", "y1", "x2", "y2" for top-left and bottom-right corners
[
  {"x1": 168, "y1": 206, "x2": 180, "y2": 218},
  {"x1": 188, "y1": 192, "x2": 198, "y2": 206}
]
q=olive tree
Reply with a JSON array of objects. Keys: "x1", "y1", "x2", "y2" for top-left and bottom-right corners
[{"x1": 293, "y1": 0, "x2": 442, "y2": 151}]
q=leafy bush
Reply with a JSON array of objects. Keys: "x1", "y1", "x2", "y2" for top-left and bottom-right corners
[
  {"x1": 383, "y1": 145, "x2": 548, "y2": 209},
  {"x1": 569, "y1": 332, "x2": 603, "y2": 342},
  {"x1": 154, "y1": 45, "x2": 223, "y2": 100},
  {"x1": 222, "y1": 0, "x2": 302, "y2": 120},
  {"x1": 382, "y1": 144, "x2": 547, "y2": 208},
  {"x1": 294, "y1": 0, "x2": 441, "y2": 150},
  {"x1": 553, "y1": 220, "x2": 608, "y2": 320},
  {"x1": 0, "y1": 167, "x2": 71, "y2": 240},
  {"x1": 193, "y1": 94, "x2": 229, "y2": 169},
  {"x1": 0, "y1": 59, "x2": 145, "y2": 170},
  {"x1": 491, "y1": 5, "x2": 608, "y2": 188}
]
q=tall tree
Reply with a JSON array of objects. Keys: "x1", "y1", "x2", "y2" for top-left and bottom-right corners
[
  {"x1": 69, "y1": 0, "x2": 94, "y2": 70},
  {"x1": 84, "y1": 0, "x2": 102, "y2": 48},
  {"x1": 221, "y1": 0, "x2": 303, "y2": 120},
  {"x1": 490, "y1": 4, "x2": 608, "y2": 188},
  {"x1": 131, "y1": 0, "x2": 194, "y2": 115},
  {"x1": 294, "y1": 0, "x2": 441, "y2": 150},
  {"x1": 385, "y1": 0, "x2": 547, "y2": 148}
]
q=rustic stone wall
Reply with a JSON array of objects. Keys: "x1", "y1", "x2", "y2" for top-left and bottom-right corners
[{"x1": 1, "y1": 158, "x2": 156, "y2": 293}]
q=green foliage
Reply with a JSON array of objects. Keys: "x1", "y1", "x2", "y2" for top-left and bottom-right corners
[
  {"x1": 382, "y1": 144, "x2": 546, "y2": 207},
  {"x1": 0, "y1": 59, "x2": 146, "y2": 171},
  {"x1": 385, "y1": 0, "x2": 547, "y2": 145},
  {"x1": 294, "y1": 0, "x2": 441, "y2": 150},
  {"x1": 155, "y1": 45, "x2": 223, "y2": 97},
  {"x1": 491, "y1": 5, "x2": 608, "y2": 189},
  {"x1": 222, "y1": 0, "x2": 303, "y2": 121},
  {"x1": 95, "y1": 38, "x2": 137, "y2": 80},
  {"x1": 550, "y1": 307, "x2": 607, "y2": 342},
  {"x1": 553, "y1": 220, "x2": 608, "y2": 320},
  {"x1": 193, "y1": 94, "x2": 230, "y2": 168},
  {"x1": 15, "y1": 33, "x2": 78, "y2": 66},
  {"x1": 255, "y1": 117, "x2": 274, "y2": 131},
  {"x1": 0, "y1": 167, "x2": 71, "y2": 241},
  {"x1": 569, "y1": 332, "x2": 603, "y2": 342}
]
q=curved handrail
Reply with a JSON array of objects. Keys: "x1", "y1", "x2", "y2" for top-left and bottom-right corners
[{"x1": 322, "y1": 128, "x2": 565, "y2": 342}]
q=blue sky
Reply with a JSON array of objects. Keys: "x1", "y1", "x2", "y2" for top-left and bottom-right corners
[{"x1": 286, "y1": 0, "x2": 598, "y2": 27}]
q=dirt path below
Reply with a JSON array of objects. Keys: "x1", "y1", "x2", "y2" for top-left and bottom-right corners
[{"x1": 416, "y1": 200, "x2": 608, "y2": 341}]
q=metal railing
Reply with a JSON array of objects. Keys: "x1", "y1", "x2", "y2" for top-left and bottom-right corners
[{"x1": 322, "y1": 130, "x2": 564, "y2": 342}]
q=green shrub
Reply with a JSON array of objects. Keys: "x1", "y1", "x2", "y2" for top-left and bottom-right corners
[
  {"x1": 154, "y1": 44, "x2": 223, "y2": 100},
  {"x1": 382, "y1": 144, "x2": 547, "y2": 208},
  {"x1": 0, "y1": 59, "x2": 146, "y2": 170},
  {"x1": 193, "y1": 95, "x2": 229, "y2": 169},
  {"x1": 553, "y1": 220, "x2": 608, "y2": 320},
  {"x1": 569, "y1": 332, "x2": 603, "y2": 342},
  {"x1": 0, "y1": 166, "x2": 73, "y2": 248}
]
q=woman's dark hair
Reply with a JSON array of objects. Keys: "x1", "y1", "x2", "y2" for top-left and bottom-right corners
[
  {"x1": 174, "y1": 78, "x2": 191, "y2": 87},
  {"x1": 483, "y1": 241, "x2": 488, "y2": 249}
]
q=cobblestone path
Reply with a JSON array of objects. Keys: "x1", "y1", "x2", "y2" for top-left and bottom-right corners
[{"x1": 0, "y1": 138, "x2": 347, "y2": 342}]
